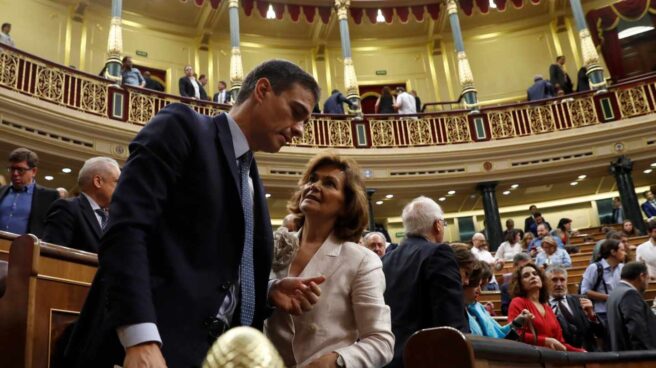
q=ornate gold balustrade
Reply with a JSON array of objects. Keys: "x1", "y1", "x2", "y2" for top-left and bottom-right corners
[{"x1": 1, "y1": 43, "x2": 655, "y2": 149}]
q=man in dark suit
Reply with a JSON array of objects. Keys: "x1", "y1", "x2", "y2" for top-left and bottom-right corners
[
  {"x1": 143, "y1": 71, "x2": 164, "y2": 92},
  {"x1": 611, "y1": 196, "x2": 624, "y2": 224},
  {"x1": 383, "y1": 196, "x2": 467, "y2": 368},
  {"x1": 607, "y1": 261, "x2": 656, "y2": 351},
  {"x1": 549, "y1": 55, "x2": 573, "y2": 94},
  {"x1": 641, "y1": 190, "x2": 656, "y2": 219},
  {"x1": 178, "y1": 65, "x2": 202, "y2": 99},
  {"x1": 0, "y1": 147, "x2": 59, "y2": 237},
  {"x1": 323, "y1": 89, "x2": 354, "y2": 114},
  {"x1": 64, "y1": 60, "x2": 325, "y2": 368},
  {"x1": 213, "y1": 80, "x2": 232, "y2": 104},
  {"x1": 524, "y1": 204, "x2": 538, "y2": 234},
  {"x1": 42, "y1": 157, "x2": 121, "y2": 252},
  {"x1": 547, "y1": 266, "x2": 605, "y2": 352}
]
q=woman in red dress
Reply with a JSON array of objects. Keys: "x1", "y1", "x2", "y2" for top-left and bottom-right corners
[{"x1": 508, "y1": 263, "x2": 585, "y2": 352}]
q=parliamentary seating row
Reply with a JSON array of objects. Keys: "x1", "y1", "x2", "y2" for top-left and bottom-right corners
[
  {"x1": 404, "y1": 327, "x2": 656, "y2": 368},
  {"x1": 0, "y1": 232, "x2": 97, "y2": 368}
]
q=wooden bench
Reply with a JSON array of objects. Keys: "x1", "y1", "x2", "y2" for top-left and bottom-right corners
[
  {"x1": 0, "y1": 232, "x2": 98, "y2": 368},
  {"x1": 404, "y1": 326, "x2": 656, "y2": 368}
]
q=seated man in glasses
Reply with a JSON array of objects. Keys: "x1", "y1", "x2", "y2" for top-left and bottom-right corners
[{"x1": 0, "y1": 147, "x2": 59, "y2": 237}]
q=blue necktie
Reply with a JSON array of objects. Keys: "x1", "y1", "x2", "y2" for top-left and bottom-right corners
[
  {"x1": 95, "y1": 209, "x2": 108, "y2": 230},
  {"x1": 239, "y1": 152, "x2": 255, "y2": 326}
]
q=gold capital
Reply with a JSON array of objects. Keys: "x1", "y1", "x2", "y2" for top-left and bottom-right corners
[
  {"x1": 335, "y1": 0, "x2": 350, "y2": 20},
  {"x1": 456, "y1": 51, "x2": 475, "y2": 87},
  {"x1": 106, "y1": 16, "x2": 123, "y2": 58},
  {"x1": 447, "y1": 0, "x2": 458, "y2": 15},
  {"x1": 228, "y1": 0, "x2": 239, "y2": 8},
  {"x1": 230, "y1": 47, "x2": 244, "y2": 86},
  {"x1": 579, "y1": 29, "x2": 600, "y2": 67}
]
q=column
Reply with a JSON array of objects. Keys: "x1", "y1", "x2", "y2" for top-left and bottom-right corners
[
  {"x1": 446, "y1": 0, "x2": 478, "y2": 112},
  {"x1": 228, "y1": 0, "x2": 244, "y2": 101},
  {"x1": 104, "y1": 0, "x2": 123, "y2": 83},
  {"x1": 335, "y1": 0, "x2": 362, "y2": 117},
  {"x1": 568, "y1": 0, "x2": 607, "y2": 90},
  {"x1": 366, "y1": 188, "x2": 376, "y2": 232},
  {"x1": 477, "y1": 182, "x2": 503, "y2": 251},
  {"x1": 610, "y1": 156, "x2": 646, "y2": 234}
]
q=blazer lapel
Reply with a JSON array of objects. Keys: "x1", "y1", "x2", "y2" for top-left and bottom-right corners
[
  {"x1": 79, "y1": 195, "x2": 102, "y2": 238},
  {"x1": 299, "y1": 234, "x2": 344, "y2": 280},
  {"x1": 214, "y1": 113, "x2": 240, "y2": 193}
]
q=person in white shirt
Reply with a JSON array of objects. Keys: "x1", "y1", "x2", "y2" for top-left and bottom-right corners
[
  {"x1": 178, "y1": 65, "x2": 201, "y2": 99},
  {"x1": 495, "y1": 229, "x2": 523, "y2": 261},
  {"x1": 636, "y1": 220, "x2": 656, "y2": 281},
  {"x1": 393, "y1": 87, "x2": 417, "y2": 115},
  {"x1": 0, "y1": 23, "x2": 15, "y2": 47},
  {"x1": 471, "y1": 232, "x2": 495, "y2": 264}
]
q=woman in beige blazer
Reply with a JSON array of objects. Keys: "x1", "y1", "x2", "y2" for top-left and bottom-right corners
[{"x1": 266, "y1": 152, "x2": 394, "y2": 368}]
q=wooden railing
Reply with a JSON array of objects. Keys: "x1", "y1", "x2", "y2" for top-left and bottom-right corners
[
  {"x1": 1, "y1": 43, "x2": 656, "y2": 149},
  {"x1": 404, "y1": 327, "x2": 656, "y2": 368}
]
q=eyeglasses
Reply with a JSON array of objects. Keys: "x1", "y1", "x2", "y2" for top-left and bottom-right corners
[
  {"x1": 438, "y1": 219, "x2": 448, "y2": 227},
  {"x1": 7, "y1": 167, "x2": 33, "y2": 174}
]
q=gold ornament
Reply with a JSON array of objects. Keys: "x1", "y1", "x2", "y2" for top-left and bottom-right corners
[{"x1": 203, "y1": 327, "x2": 284, "y2": 368}]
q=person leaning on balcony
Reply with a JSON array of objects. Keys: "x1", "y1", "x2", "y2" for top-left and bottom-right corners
[
  {"x1": 527, "y1": 74, "x2": 554, "y2": 101},
  {"x1": 375, "y1": 86, "x2": 395, "y2": 114},
  {"x1": 0, "y1": 23, "x2": 15, "y2": 47},
  {"x1": 120, "y1": 56, "x2": 145, "y2": 88}
]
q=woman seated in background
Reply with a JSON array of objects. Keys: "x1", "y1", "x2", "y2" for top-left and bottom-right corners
[
  {"x1": 535, "y1": 236, "x2": 572, "y2": 269},
  {"x1": 465, "y1": 261, "x2": 533, "y2": 338},
  {"x1": 450, "y1": 243, "x2": 477, "y2": 288},
  {"x1": 508, "y1": 263, "x2": 585, "y2": 352},
  {"x1": 551, "y1": 218, "x2": 579, "y2": 246},
  {"x1": 266, "y1": 152, "x2": 394, "y2": 368},
  {"x1": 622, "y1": 219, "x2": 641, "y2": 237},
  {"x1": 495, "y1": 229, "x2": 523, "y2": 261},
  {"x1": 522, "y1": 232, "x2": 536, "y2": 256}
]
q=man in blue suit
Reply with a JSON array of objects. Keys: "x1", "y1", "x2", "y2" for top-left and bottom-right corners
[
  {"x1": 642, "y1": 190, "x2": 656, "y2": 220},
  {"x1": 65, "y1": 60, "x2": 325, "y2": 368},
  {"x1": 323, "y1": 89, "x2": 355, "y2": 114}
]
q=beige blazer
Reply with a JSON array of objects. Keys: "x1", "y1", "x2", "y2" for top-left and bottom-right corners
[{"x1": 265, "y1": 233, "x2": 394, "y2": 368}]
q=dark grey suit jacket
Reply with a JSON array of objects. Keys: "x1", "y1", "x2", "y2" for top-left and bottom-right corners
[
  {"x1": 42, "y1": 194, "x2": 103, "y2": 252},
  {"x1": 607, "y1": 281, "x2": 656, "y2": 351},
  {"x1": 0, "y1": 183, "x2": 59, "y2": 237},
  {"x1": 64, "y1": 104, "x2": 273, "y2": 367},
  {"x1": 382, "y1": 235, "x2": 468, "y2": 368}
]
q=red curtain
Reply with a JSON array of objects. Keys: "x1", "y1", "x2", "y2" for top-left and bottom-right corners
[{"x1": 586, "y1": 0, "x2": 656, "y2": 79}]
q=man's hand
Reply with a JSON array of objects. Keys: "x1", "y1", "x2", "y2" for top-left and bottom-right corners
[
  {"x1": 123, "y1": 342, "x2": 167, "y2": 368},
  {"x1": 579, "y1": 297, "x2": 596, "y2": 320},
  {"x1": 305, "y1": 352, "x2": 338, "y2": 368},
  {"x1": 269, "y1": 276, "x2": 326, "y2": 315}
]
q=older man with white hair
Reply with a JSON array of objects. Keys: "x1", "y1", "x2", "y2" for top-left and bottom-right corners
[
  {"x1": 42, "y1": 157, "x2": 121, "y2": 252},
  {"x1": 362, "y1": 231, "x2": 387, "y2": 257},
  {"x1": 383, "y1": 196, "x2": 468, "y2": 368},
  {"x1": 471, "y1": 232, "x2": 495, "y2": 264}
]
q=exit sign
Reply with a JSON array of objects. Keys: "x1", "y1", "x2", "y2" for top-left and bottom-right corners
[
  {"x1": 395, "y1": 231, "x2": 405, "y2": 238},
  {"x1": 136, "y1": 50, "x2": 148, "y2": 57},
  {"x1": 376, "y1": 70, "x2": 387, "y2": 76}
]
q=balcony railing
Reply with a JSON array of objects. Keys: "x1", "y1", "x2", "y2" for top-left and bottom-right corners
[{"x1": 1, "y1": 43, "x2": 655, "y2": 149}]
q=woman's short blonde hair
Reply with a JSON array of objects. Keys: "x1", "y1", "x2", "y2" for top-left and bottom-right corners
[{"x1": 287, "y1": 151, "x2": 368, "y2": 243}]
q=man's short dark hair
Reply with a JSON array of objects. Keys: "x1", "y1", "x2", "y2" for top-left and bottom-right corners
[
  {"x1": 621, "y1": 261, "x2": 647, "y2": 281},
  {"x1": 199, "y1": 74, "x2": 206, "y2": 80},
  {"x1": 533, "y1": 211, "x2": 542, "y2": 218},
  {"x1": 121, "y1": 56, "x2": 130, "y2": 63},
  {"x1": 529, "y1": 205, "x2": 537, "y2": 211},
  {"x1": 600, "y1": 239, "x2": 621, "y2": 259},
  {"x1": 648, "y1": 220, "x2": 656, "y2": 233},
  {"x1": 606, "y1": 230, "x2": 622, "y2": 240},
  {"x1": 219, "y1": 80, "x2": 227, "y2": 87},
  {"x1": 556, "y1": 55, "x2": 565, "y2": 62},
  {"x1": 1, "y1": 23, "x2": 10, "y2": 31},
  {"x1": 236, "y1": 60, "x2": 320, "y2": 106},
  {"x1": 9, "y1": 148, "x2": 38, "y2": 168}
]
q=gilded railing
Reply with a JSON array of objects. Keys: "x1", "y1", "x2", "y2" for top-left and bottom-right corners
[{"x1": 1, "y1": 43, "x2": 655, "y2": 149}]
